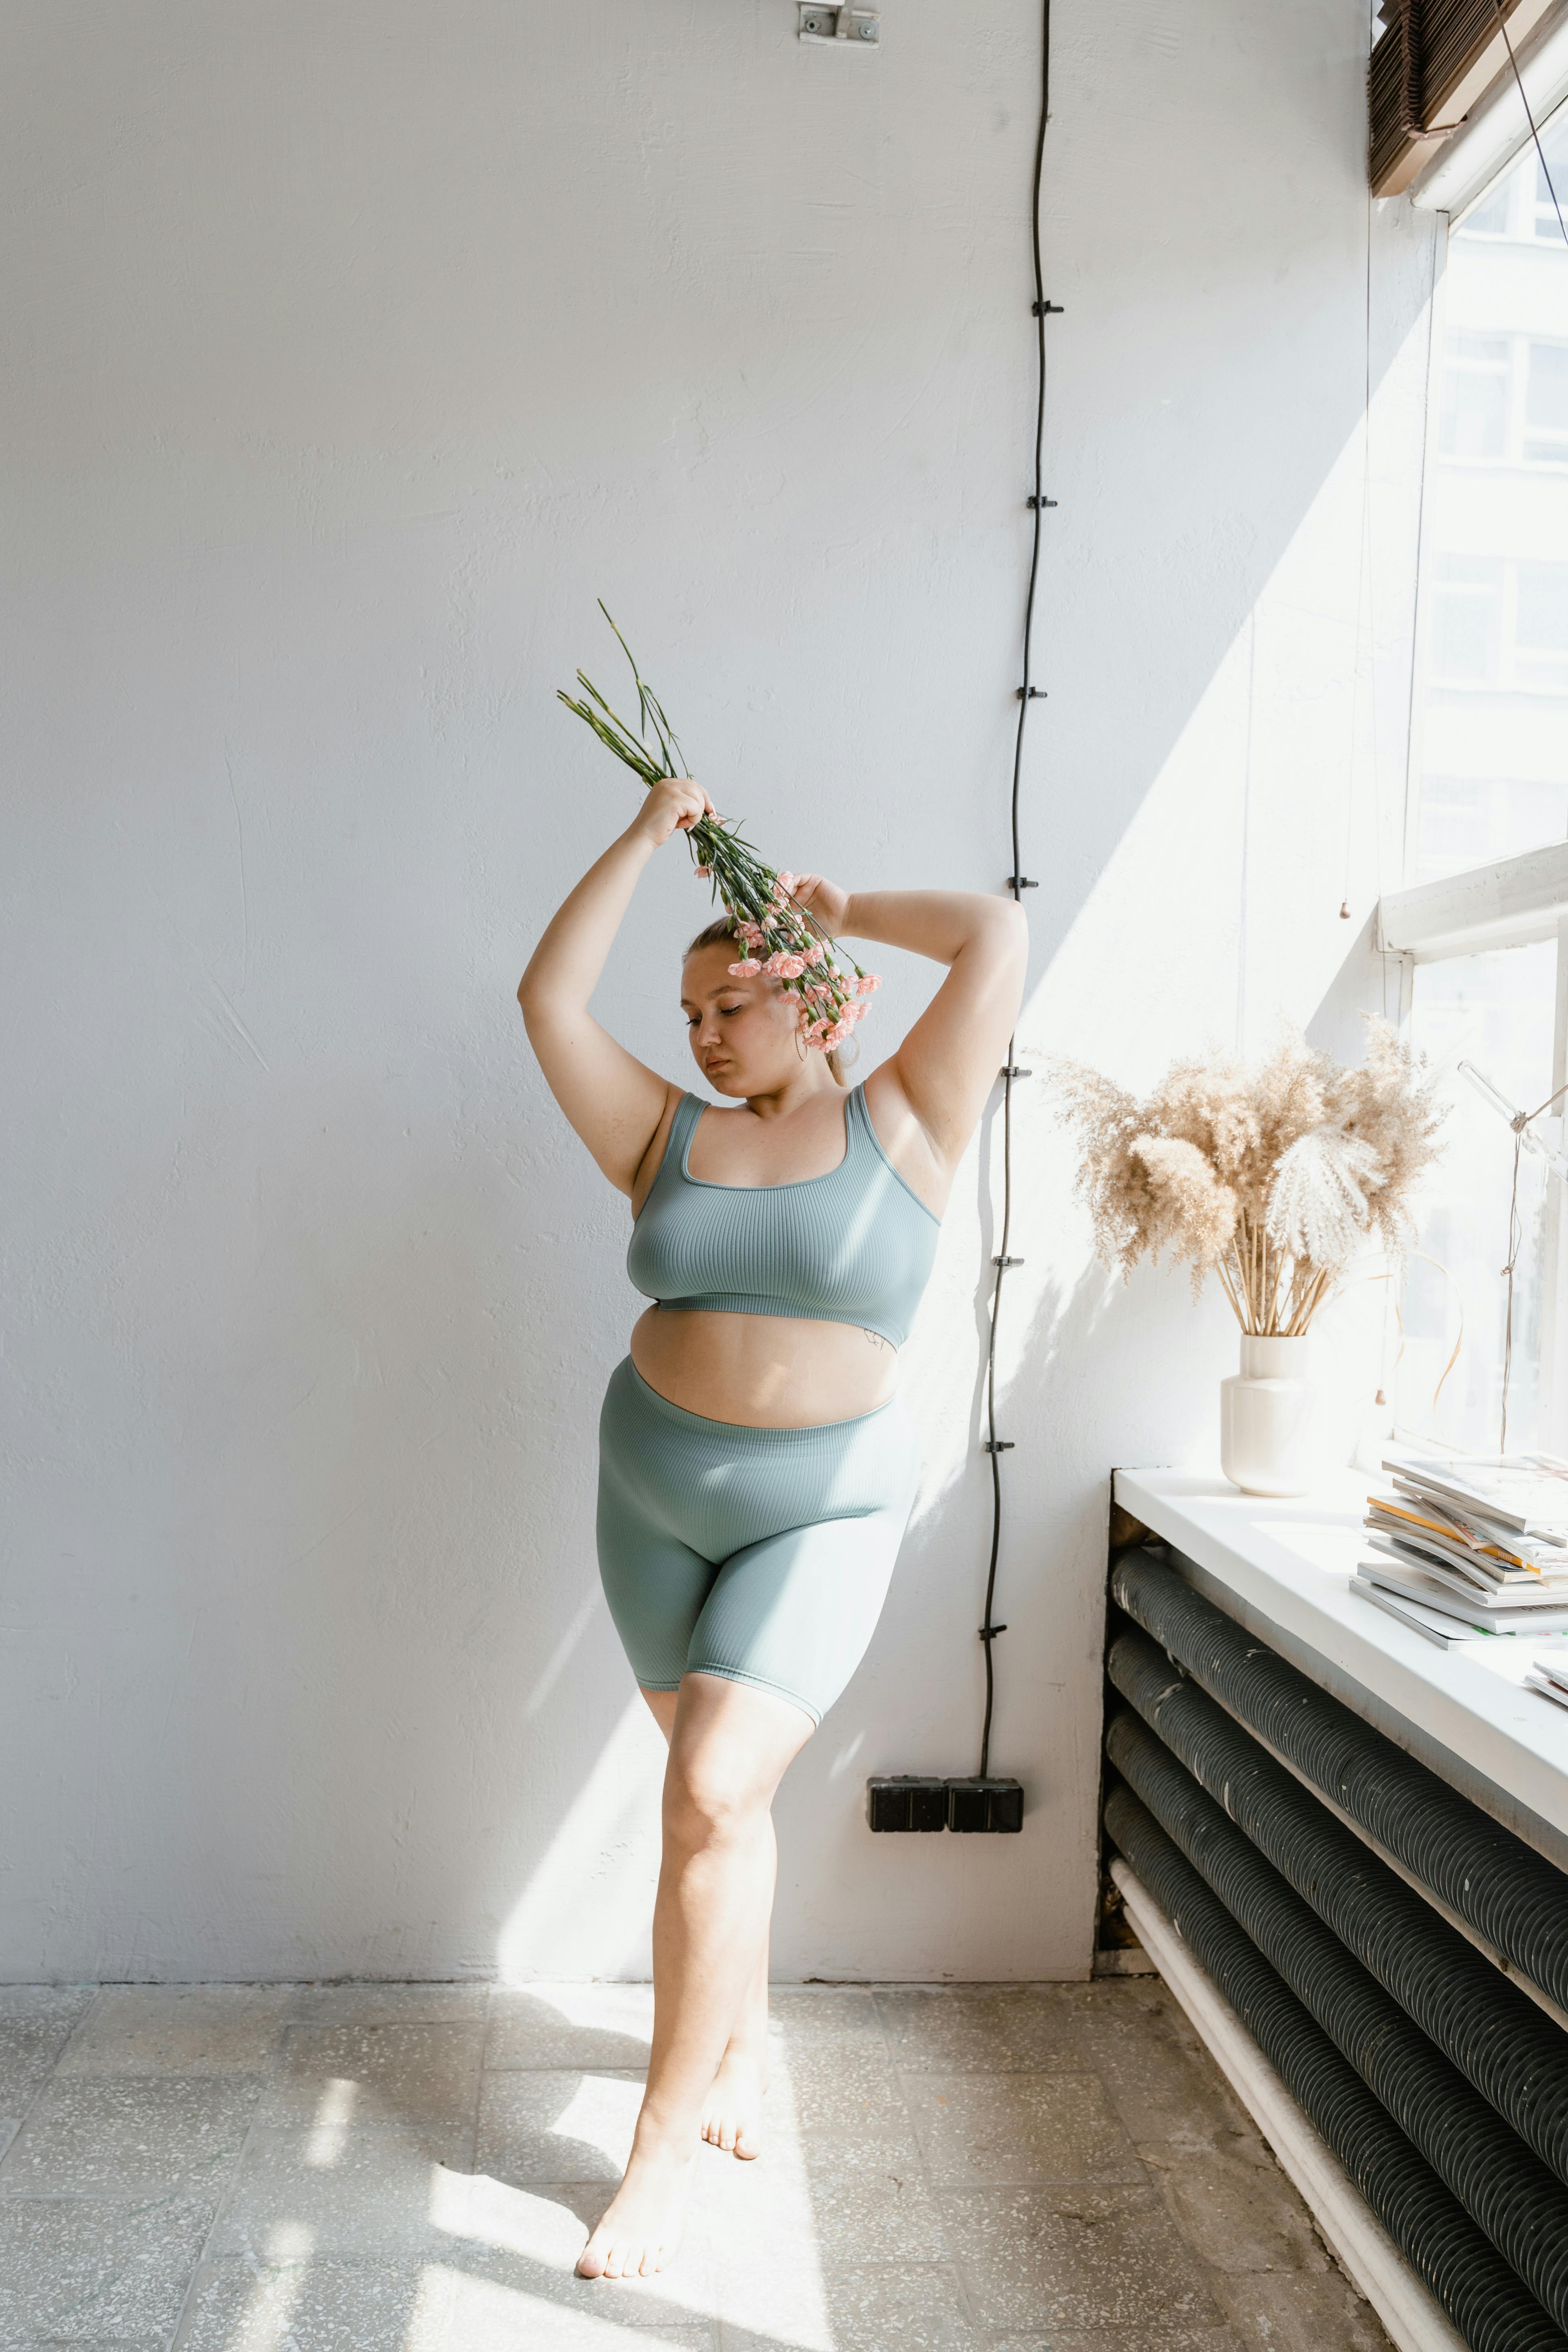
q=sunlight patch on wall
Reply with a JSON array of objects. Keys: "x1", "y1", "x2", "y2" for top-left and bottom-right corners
[
  {"x1": 522, "y1": 1584, "x2": 603, "y2": 1720},
  {"x1": 495, "y1": 1696, "x2": 666, "y2": 1980},
  {"x1": 894, "y1": 320, "x2": 1435, "y2": 1526},
  {"x1": 1030, "y1": 337, "x2": 1428, "y2": 1085}
]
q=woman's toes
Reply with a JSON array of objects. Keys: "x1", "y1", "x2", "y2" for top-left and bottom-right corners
[{"x1": 701, "y1": 2055, "x2": 766, "y2": 2160}]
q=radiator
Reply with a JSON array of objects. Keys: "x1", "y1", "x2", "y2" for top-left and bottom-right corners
[{"x1": 1104, "y1": 1546, "x2": 1568, "y2": 2352}]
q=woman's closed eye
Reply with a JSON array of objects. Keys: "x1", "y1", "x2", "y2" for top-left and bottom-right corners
[{"x1": 686, "y1": 1001, "x2": 745, "y2": 1026}]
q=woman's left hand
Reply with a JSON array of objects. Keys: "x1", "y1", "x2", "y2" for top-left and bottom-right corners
[{"x1": 790, "y1": 872, "x2": 850, "y2": 936}]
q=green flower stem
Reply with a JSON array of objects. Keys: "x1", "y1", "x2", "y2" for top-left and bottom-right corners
[{"x1": 558, "y1": 608, "x2": 875, "y2": 1031}]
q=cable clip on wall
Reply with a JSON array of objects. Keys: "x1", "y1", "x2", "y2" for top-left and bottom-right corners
[{"x1": 797, "y1": 6, "x2": 879, "y2": 45}]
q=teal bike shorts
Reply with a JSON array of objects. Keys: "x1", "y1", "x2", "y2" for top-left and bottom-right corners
[{"x1": 595, "y1": 1356, "x2": 921, "y2": 1727}]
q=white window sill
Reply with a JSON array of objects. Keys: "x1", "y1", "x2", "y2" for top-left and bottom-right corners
[{"x1": 1112, "y1": 1465, "x2": 1568, "y2": 1878}]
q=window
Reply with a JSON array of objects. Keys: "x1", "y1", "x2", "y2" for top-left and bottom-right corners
[
  {"x1": 1408, "y1": 101, "x2": 1568, "y2": 885},
  {"x1": 1537, "y1": 127, "x2": 1568, "y2": 242},
  {"x1": 1526, "y1": 341, "x2": 1568, "y2": 465},
  {"x1": 1393, "y1": 117, "x2": 1568, "y2": 1453},
  {"x1": 1400, "y1": 946, "x2": 1557, "y2": 1454},
  {"x1": 1516, "y1": 562, "x2": 1568, "y2": 687},
  {"x1": 1439, "y1": 334, "x2": 1510, "y2": 460},
  {"x1": 1430, "y1": 556, "x2": 1502, "y2": 683}
]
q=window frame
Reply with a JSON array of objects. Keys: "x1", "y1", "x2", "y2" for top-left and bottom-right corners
[{"x1": 1381, "y1": 851, "x2": 1568, "y2": 1447}]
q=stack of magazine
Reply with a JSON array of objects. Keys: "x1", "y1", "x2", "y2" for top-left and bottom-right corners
[
  {"x1": 1356, "y1": 1454, "x2": 1568, "y2": 1652},
  {"x1": 1528, "y1": 1657, "x2": 1568, "y2": 1711}
]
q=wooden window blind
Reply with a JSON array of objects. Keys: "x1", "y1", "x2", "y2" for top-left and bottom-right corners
[{"x1": 1370, "y1": 0, "x2": 1560, "y2": 194}]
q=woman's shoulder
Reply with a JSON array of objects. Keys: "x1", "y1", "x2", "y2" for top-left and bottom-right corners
[
  {"x1": 629, "y1": 1083, "x2": 698, "y2": 1218},
  {"x1": 858, "y1": 1064, "x2": 949, "y2": 1218}
]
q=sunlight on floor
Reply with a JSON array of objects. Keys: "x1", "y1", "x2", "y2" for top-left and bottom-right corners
[
  {"x1": 425, "y1": 1983, "x2": 833, "y2": 2344},
  {"x1": 305, "y1": 2075, "x2": 358, "y2": 2167},
  {"x1": 0, "y1": 1978, "x2": 1393, "y2": 2350},
  {"x1": 227, "y1": 2220, "x2": 314, "y2": 2351}
]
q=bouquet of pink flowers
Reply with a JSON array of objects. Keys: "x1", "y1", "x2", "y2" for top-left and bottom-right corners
[{"x1": 558, "y1": 607, "x2": 880, "y2": 1052}]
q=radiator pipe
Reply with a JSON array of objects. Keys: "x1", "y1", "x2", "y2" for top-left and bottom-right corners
[
  {"x1": 1103, "y1": 1778, "x2": 1568, "y2": 2352},
  {"x1": 1109, "y1": 1548, "x2": 1568, "y2": 2016},
  {"x1": 1107, "y1": 1710, "x2": 1568, "y2": 2333},
  {"x1": 1108, "y1": 1621, "x2": 1568, "y2": 2190}
]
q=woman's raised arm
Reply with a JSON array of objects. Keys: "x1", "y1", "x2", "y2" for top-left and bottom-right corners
[
  {"x1": 793, "y1": 877, "x2": 1028, "y2": 1191},
  {"x1": 518, "y1": 778, "x2": 713, "y2": 1196}
]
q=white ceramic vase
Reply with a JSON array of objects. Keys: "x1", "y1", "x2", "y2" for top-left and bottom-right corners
[{"x1": 1220, "y1": 1333, "x2": 1315, "y2": 1497}]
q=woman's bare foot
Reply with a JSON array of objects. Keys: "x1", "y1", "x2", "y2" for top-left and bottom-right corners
[
  {"x1": 701, "y1": 2041, "x2": 768, "y2": 2158},
  {"x1": 575, "y1": 2128, "x2": 698, "y2": 2279}
]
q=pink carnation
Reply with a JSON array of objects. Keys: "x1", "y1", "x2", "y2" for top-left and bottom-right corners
[
  {"x1": 694, "y1": 865, "x2": 711, "y2": 879},
  {"x1": 762, "y1": 951, "x2": 808, "y2": 979},
  {"x1": 855, "y1": 973, "x2": 882, "y2": 995},
  {"x1": 727, "y1": 959, "x2": 762, "y2": 978},
  {"x1": 774, "y1": 871, "x2": 798, "y2": 894}
]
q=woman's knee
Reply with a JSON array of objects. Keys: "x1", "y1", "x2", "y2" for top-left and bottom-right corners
[
  {"x1": 663, "y1": 1757, "x2": 766, "y2": 1853},
  {"x1": 663, "y1": 1723, "x2": 790, "y2": 1849},
  {"x1": 661, "y1": 1671, "x2": 813, "y2": 1851}
]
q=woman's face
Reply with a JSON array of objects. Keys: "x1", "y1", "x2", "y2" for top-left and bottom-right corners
[{"x1": 680, "y1": 942, "x2": 808, "y2": 1096}]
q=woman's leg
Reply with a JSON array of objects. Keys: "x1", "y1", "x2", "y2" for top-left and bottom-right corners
[
  {"x1": 576, "y1": 1671, "x2": 813, "y2": 2279},
  {"x1": 638, "y1": 1683, "x2": 774, "y2": 2162},
  {"x1": 701, "y1": 1823, "x2": 773, "y2": 2158}
]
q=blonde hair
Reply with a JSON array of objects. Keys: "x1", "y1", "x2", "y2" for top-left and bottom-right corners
[{"x1": 684, "y1": 917, "x2": 850, "y2": 1085}]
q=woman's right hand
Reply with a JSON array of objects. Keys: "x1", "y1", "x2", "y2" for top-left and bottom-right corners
[{"x1": 631, "y1": 777, "x2": 714, "y2": 849}]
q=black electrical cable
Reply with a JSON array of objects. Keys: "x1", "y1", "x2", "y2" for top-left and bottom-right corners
[{"x1": 978, "y1": 0, "x2": 1056, "y2": 1779}]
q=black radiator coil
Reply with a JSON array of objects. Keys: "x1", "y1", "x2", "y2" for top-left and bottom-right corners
[
  {"x1": 1108, "y1": 1620, "x2": 1568, "y2": 2190},
  {"x1": 1104, "y1": 1779, "x2": 1568, "y2": 2352},
  {"x1": 1107, "y1": 1708, "x2": 1568, "y2": 2333},
  {"x1": 1110, "y1": 1547, "x2": 1568, "y2": 2017}
]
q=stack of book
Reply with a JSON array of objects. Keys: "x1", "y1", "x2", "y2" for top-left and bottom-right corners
[
  {"x1": 1355, "y1": 1454, "x2": 1568, "y2": 1651},
  {"x1": 1529, "y1": 1657, "x2": 1568, "y2": 1712}
]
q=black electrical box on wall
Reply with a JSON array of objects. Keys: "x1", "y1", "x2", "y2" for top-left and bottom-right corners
[
  {"x1": 866, "y1": 1774, "x2": 1024, "y2": 1833},
  {"x1": 945, "y1": 1776, "x2": 1024, "y2": 1833},
  {"x1": 865, "y1": 1776, "x2": 948, "y2": 1832}
]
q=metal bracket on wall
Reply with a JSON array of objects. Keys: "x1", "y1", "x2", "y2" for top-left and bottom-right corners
[{"x1": 798, "y1": 5, "x2": 880, "y2": 44}]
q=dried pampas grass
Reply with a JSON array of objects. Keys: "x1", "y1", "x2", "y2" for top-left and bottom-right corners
[{"x1": 1048, "y1": 1022, "x2": 1444, "y2": 1336}]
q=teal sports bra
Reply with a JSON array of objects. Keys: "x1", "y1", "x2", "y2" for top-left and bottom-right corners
[{"x1": 627, "y1": 1085, "x2": 941, "y2": 1349}]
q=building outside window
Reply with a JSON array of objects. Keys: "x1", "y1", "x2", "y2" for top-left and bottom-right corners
[
  {"x1": 1396, "y1": 107, "x2": 1568, "y2": 1457},
  {"x1": 1412, "y1": 108, "x2": 1568, "y2": 886}
]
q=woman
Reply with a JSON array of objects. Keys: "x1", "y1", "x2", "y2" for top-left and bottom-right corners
[{"x1": 518, "y1": 775, "x2": 1027, "y2": 2282}]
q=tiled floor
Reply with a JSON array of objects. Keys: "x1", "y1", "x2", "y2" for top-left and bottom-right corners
[{"x1": 0, "y1": 1978, "x2": 1392, "y2": 2352}]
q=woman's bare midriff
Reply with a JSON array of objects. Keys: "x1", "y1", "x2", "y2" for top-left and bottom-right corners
[{"x1": 629, "y1": 1304, "x2": 899, "y2": 1427}]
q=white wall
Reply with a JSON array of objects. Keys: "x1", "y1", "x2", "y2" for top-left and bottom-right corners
[{"x1": 1, "y1": 0, "x2": 1437, "y2": 1982}]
